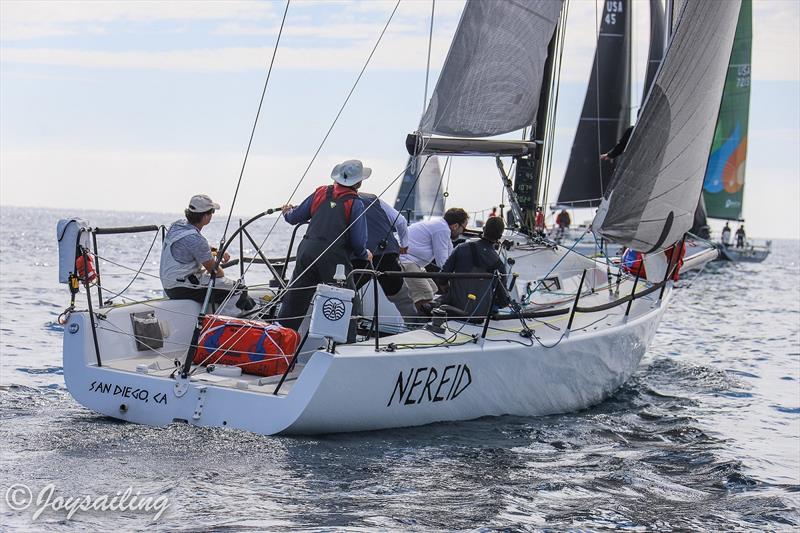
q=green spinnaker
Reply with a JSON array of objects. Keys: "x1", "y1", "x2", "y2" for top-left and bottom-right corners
[{"x1": 702, "y1": 0, "x2": 751, "y2": 221}]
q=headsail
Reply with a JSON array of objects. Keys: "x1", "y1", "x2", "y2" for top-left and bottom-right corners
[
  {"x1": 701, "y1": 0, "x2": 751, "y2": 221},
  {"x1": 557, "y1": 0, "x2": 632, "y2": 208},
  {"x1": 394, "y1": 156, "x2": 445, "y2": 222},
  {"x1": 419, "y1": 0, "x2": 564, "y2": 138},
  {"x1": 592, "y1": 0, "x2": 742, "y2": 252}
]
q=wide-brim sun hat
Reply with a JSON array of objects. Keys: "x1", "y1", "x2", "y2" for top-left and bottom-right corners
[{"x1": 331, "y1": 159, "x2": 372, "y2": 187}]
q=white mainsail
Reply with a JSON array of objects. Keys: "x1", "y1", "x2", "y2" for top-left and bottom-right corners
[{"x1": 593, "y1": 0, "x2": 742, "y2": 252}]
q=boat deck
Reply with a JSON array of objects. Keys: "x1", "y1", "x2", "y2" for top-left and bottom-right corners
[{"x1": 101, "y1": 351, "x2": 304, "y2": 396}]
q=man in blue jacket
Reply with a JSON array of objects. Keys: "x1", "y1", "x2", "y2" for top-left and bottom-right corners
[{"x1": 278, "y1": 160, "x2": 372, "y2": 333}]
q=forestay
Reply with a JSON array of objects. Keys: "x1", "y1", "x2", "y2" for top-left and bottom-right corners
[
  {"x1": 592, "y1": 0, "x2": 741, "y2": 252},
  {"x1": 419, "y1": 0, "x2": 564, "y2": 138}
]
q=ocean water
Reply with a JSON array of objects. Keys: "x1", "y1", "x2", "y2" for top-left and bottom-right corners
[{"x1": 1, "y1": 205, "x2": 798, "y2": 531}]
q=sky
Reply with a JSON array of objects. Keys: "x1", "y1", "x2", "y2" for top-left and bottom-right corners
[{"x1": 1, "y1": 0, "x2": 798, "y2": 239}]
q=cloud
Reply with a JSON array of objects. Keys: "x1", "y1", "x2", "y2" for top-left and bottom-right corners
[
  {"x1": 752, "y1": 0, "x2": 800, "y2": 82},
  {"x1": 0, "y1": 30, "x2": 456, "y2": 72},
  {"x1": 0, "y1": 0, "x2": 277, "y2": 41}
]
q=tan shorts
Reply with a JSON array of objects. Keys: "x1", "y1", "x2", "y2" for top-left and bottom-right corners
[{"x1": 400, "y1": 262, "x2": 438, "y2": 303}]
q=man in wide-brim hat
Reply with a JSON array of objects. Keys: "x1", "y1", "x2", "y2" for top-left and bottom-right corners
[{"x1": 278, "y1": 160, "x2": 373, "y2": 336}]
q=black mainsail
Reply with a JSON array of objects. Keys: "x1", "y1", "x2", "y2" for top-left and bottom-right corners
[
  {"x1": 557, "y1": 0, "x2": 667, "y2": 208},
  {"x1": 558, "y1": 0, "x2": 632, "y2": 208}
]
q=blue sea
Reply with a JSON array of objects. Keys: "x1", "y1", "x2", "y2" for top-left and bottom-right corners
[{"x1": 1, "y1": 205, "x2": 798, "y2": 530}]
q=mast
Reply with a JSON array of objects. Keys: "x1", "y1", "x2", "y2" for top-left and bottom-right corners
[{"x1": 512, "y1": 31, "x2": 559, "y2": 231}]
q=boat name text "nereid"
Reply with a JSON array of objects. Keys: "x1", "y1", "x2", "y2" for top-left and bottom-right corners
[
  {"x1": 89, "y1": 381, "x2": 168, "y2": 405},
  {"x1": 387, "y1": 364, "x2": 472, "y2": 407}
]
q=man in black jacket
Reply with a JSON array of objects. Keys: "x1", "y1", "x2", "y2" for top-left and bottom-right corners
[{"x1": 438, "y1": 216, "x2": 510, "y2": 321}]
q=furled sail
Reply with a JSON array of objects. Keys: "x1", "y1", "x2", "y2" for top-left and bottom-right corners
[
  {"x1": 557, "y1": 0, "x2": 632, "y2": 208},
  {"x1": 701, "y1": 0, "x2": 751, "y2": 221},
  {"x1": 643, "y1": 0, "x2": 666, "y2": 101},
  {"x1": 394, "y1": 156, "x2": 445, "y2": 222},
  {"x1": 419, "y1": 0, "x2": 564, "y2": 138},
  {"x1": 592, "y1": 0, "x2": 742, "y2": 252}
]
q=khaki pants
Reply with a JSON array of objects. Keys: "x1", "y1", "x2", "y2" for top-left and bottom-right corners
[{"x1": 399, "y1": 262, "x2": 438, "y2": 303}]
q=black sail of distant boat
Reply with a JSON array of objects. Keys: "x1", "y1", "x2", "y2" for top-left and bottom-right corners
[
  {"x1": 393, "y1": 156, "x2": 445, "y2": 222},
  {"x1": 557, "y1": 0, "x2": 631, "y2": 208},
  {"x1": 558, "y1": 0, "x2": 667, "y2": 209},
  {"x1": 593, "y1": 0, "x2": 742, "y2": 252},
  {"x1": 643, "y1": 0, "x2": 666, "y2": 101}
]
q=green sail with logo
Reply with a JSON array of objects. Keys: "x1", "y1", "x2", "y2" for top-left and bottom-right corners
[{"x1": 701, "y1": 0, "x2": 751, "y2": 221}]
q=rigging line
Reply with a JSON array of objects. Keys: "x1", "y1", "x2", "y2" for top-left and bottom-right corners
[
  {"x1": 444, "y1": 156, "x2": 452, "y2": 199},
  {"x1": 428, "y1": 155, "x2": 450, "y2": 218},
  {"x1": 542, "y1": 0, "x2": 568, "y2": 209},
  {"x1": 203, "y1": 0, "x2": 403, "y2": 312},
  {"x1": 422, "y1": 0, "x2": 436, "y2": 114},
  {"x1": 594, "y1": 0, "x2": 604, "y2": 197},
  {"x1": 279, "y1": 0, "x2": 401, "y2": 211},
  {"x1": 260, "y1": 157, "x2": 425, "y2": 313},
  {"x1": 221, "y1": 0, "x2": 290, "y2": 243},
  {"x1": 96, "y1": 228, "x2": 161, "y2": 301},
  {"x1": 382, "y1": 154, "x2": 433, "y2": 250}
]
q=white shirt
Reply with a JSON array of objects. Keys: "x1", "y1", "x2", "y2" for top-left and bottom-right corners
[{"x1": 400, "y1": 217, "x2": 453, "y2": 268}]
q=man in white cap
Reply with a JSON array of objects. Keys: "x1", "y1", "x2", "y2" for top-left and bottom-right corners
[
  {"x1": 160, "y1": 194, "x2": 255, "y2": 311},
  {"x1": 278, "y1": 160, "x2": 372, "y2": 334}
]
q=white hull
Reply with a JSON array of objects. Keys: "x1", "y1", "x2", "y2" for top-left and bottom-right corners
[{"x1": 62, "y1": 255, "x2": 670, "y2": 435}]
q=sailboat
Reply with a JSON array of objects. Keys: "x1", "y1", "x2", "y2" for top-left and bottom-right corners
[
  {"x1": 691, "y1": 0, "x2": 770, "y2": 263},
  {"x1": 552, "y1": 0, "x2": 660, "y2": 258},
  {"x1": 57, "y1": 0, "x2": 739, "y2": 435},
  {"x1": 393, "y1": 155, "x2": 446, "y2": 222}
]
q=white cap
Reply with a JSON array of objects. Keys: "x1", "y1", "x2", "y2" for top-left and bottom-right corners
[
  {"x1": 188, "y1": 194, "x2": 220, "y2": 213},
  {"x1": 331, "y1": 159, "x2": 372, "y2": 187}
]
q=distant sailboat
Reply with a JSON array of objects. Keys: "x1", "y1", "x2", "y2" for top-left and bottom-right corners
[
  {"x1": 693, "y1": 0, "x2": 770, "y2": 262},
  {"x1": 554, "y1": 0, "x2": 665, "y2": 258},
  {"x1": 393, "y1": 156, "x2": 446, "y2": 222}
]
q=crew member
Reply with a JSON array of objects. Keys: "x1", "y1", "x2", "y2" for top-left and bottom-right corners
[
  {"x1": 534, "y1": 206, "x2": 546, "y2": 233},
  {"x1": 278, "y1": 159, "x2": 372, "y2": 333},
  {"x1": 400, "y1": 207, "x2": 469, "y2": 313},
  {"x1": 556, "y1": 209, "x2": 571, "y2": 229},
  {"x1": 721, "y1": 222, "x2": 732, "y2": 247},
  {"x1": 438, "y1": 216, "x2": 510, "y2": 320},
  {"x1": 353, "y1": 191, "x2": 418, "y2": 321},
  {"x1": 160, "y1": 194, "x2": 255, "y2": 311},
  {"x1": 735, "y1": 225, "x2": 746, "y2": 248},
  {"x1": 600, "y1": 125, "x2": 634, "y2": 162}
]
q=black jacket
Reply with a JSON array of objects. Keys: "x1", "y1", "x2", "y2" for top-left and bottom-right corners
[{"x1": 440, "y1": 238, "x2": 510, "y2": 318}]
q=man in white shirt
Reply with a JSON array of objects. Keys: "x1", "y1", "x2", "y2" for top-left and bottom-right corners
[{"x1": 400, "y1": 207, "x2": 469, "y2": 311}]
